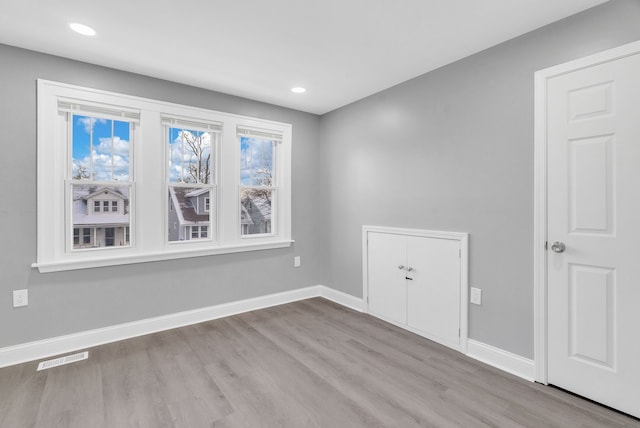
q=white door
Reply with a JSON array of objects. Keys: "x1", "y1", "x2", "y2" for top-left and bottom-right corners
[
  {"x1": 367, "y1": 232, "x2": 407, "y2": 325},
  {"x1": 547, "y1": 52, "x2": 640, "y2": 417},
  {"x1": 406, "y1": 236, "x2": 460, "y2": 349}
]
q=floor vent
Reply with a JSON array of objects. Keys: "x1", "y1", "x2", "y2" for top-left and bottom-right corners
[{"x1": 37, "y1": 351, "x2": 89, "y2": 371}]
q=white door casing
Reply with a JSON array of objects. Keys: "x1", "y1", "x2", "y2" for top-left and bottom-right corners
[{"x1": 535, "y1": 40, "x2": 640, "y2": 418}]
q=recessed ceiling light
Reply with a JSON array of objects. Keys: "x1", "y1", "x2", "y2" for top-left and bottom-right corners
[
  {"x1": 69, "y1": 23, "x2": 96, "y2": 36},
  {"x1": 291, "y1": 87, "x2": 306, "y2": 94}
]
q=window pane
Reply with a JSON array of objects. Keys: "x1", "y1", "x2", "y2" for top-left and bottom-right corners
[
  {"x1": 168, "y1": 128, "x2": 212, "y2": 184},
  {"x1": 240, "y1": 188, "x2": 272, "y2": 235},
  {"x1": 72, "y1": 184, "x2": 131, "y2": 249},
  {"x1": 168, "y1": 186, "x2": 212, "y2": 241},
  {"x1": 240, "y1": 137, "x2": 273, "y2": 186},
  {"x1": 71, "y1": 115, "x2": 130, "y2": 182}
]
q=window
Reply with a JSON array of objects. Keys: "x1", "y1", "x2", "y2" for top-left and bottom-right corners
[
  {"x1": 165, "y1": 117, "x2": 219, "y2": 243},
  {"x1": 83, "y1": 228, "x2": 91, "y2": 245},
  {"x1": 188, "y1": 225, "x2": 208, "y2": 240},
  {"x1": 239, "y1": 129, "x2": 279, "y2": 237},
  {"x1": 35, "y1": 80, "x2": 292, "y2": 272},
  {"x1": 69, "y1": 111, "x2": 133, "y2": 252}
]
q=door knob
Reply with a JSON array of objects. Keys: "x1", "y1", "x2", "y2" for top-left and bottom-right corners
[{"x1": 550, "y1": 241, "x2": 566, "y2": 253}]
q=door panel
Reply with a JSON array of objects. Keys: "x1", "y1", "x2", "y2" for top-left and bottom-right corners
[
  {"x1": 406, "y1": 236, "x2": 460, "y2": 348},
  {"x1": 367, "y1": 232, "x2": 406, "y2": 325},
  {"x1": 547, "y1": 52, "x2": 640, "y2": 417}
]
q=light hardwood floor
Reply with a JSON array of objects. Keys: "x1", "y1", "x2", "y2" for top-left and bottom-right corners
[{"x1": 1, "y1": 297, "x2": 638, "y2": 427}]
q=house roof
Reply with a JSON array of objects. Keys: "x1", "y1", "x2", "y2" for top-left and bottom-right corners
[
  {"x1": 83, "y1": 187, "x2": 127, "y2": 201},
  {"x1": 248, "y1": 196, "x2": 271, "y2": 220},
  {"x1": 170, "y1": 187, "x2": 209, "y2": 225},
  {"x1": 185, "y1": 188, "x2": 210, "y2": 198}
]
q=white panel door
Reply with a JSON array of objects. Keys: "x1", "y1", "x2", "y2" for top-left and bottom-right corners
[
  {"x1": 547, "y1": 52, "x2": 640, "y2": 417},
  {"x1": 406, "y1": 236, "x2": 460, "y2": 349},
  {"x1": 367, "y1": 232, "x2": 407, "y2": 325}
]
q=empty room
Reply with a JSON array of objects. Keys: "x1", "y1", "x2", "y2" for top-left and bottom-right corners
[{"x1": 1, "y1": 0, "x2": 640, "y2": 426}]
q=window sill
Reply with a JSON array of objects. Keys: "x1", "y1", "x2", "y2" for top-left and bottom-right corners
[{"x1": 32, "y1": 240, "x2": 294, "y2": 273}]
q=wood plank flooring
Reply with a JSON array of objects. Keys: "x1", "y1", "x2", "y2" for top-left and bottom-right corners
[{"x1": 1, "y1": 297, "x2": 638, "y2": 427}]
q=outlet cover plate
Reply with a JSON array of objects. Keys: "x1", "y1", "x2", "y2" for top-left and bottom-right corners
[
  {"x1": 13, "y1": 289, "x2": 28, "y2": 307},
  {"x1": 470, "y1": 287, "x2": 482, "y2": 305},
  {"x1": 294, "y1": 256, "x2": 301, "y2": 267}
]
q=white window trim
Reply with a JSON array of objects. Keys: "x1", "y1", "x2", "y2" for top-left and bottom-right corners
[{"x1": 34, "y1": 80, "x2": 293, "y2": 273}]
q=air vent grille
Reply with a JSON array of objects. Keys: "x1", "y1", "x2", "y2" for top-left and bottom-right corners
[{"x1": 37, "y1": 351, "x2": 89, "y2": 371}]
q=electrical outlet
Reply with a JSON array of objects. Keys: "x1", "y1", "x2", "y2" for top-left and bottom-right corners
[
  {"x1": 470, "y1": 287, "x2": 482, "y2": 305},
  {"x1": 294, "y1": 256, "x2": 301, "y2": 268},
  {"x1": 13, "y1": 289, "x2": 28, "y2": 308}
]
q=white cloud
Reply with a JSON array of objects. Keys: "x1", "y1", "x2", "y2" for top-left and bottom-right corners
[
  {"x1": 96, "y1": 137, "x2": 130, "y2": 156},
  {"x1": 72, "y1": 151, "x2": 130, "y2": 182},
  {"x1": 77, "y1": 117, "x2": 107, "y2": 134}
]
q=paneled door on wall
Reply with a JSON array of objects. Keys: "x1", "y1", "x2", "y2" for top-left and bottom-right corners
[
  {"x1": 546, "y1": 50, "x2": 640, "y2": 418},
  {"x1": 366, "y1": 230, "x2": 462, "y2": 351}
]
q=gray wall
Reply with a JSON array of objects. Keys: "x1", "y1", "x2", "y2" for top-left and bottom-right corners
[
  {"x1": 319, "y1": 0, "x2": 640, "y2": 358},
  {"x1": 0, "y1": 44, "x2": 326, "y2": 348}
]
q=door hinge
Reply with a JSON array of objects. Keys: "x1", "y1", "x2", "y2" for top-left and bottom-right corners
[
  {"x1": 458, "y1": 328, "x2": 460, "y2": 337},
  {"x1": 544, "y1": 241, "x2": 548, "y2": 250},
  {"x1": 459, "y1": 249, "x2": 461, "y2": 258}
]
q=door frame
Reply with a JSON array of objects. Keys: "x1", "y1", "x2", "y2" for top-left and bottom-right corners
[
  {"x1": 362, "y1": 225, "x2": 469, "y2": 353},
  {"x1": 533, "y1": 39, "x2": 640, "y2": 384}
]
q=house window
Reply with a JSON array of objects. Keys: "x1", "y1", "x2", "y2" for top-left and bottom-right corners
[
  {"x1": 188, "y1": 225, "x2": 209, "y2": 240},
  {"x1": 239, "y1": 130, "x2": 277, "y2": 236},
  {"x1": 35, "y1": 80, "x2": 291, "y2": 272},
  {"x1": 83, "y1": 228, "x2": 91, "y2": 244}
]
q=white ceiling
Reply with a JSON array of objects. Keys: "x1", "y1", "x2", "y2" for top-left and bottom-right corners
[{"x1": 0, "y1": 0, "x2": 608, "y2": 115}]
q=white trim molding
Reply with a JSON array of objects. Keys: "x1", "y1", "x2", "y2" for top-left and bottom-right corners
[
  {"x1": 534, "y1": 39, "x2": 640, "y2": 385},
  {"x1": 319, "y1": 287, "x2": 364, "y2": 312},
  {"x1": 467, "y1": 339, "x2": 535, "y2": 382},
  {"x1": 0, "y1": 285, "x2": 357, "y2": 369}
]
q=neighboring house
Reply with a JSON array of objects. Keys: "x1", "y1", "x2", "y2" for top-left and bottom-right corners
[
  {"x1": 168, "y1": 187, "x2": 210, "y2": 241},
  {"x1": 73, "y1": 187, "x2": 130, "y2": 249},
  {"x1": 240, "y1": 204, "x2": 253, "y2": 235},
  {"x1": 242, "y1": 195, "x2": 271, "y2": 235}
]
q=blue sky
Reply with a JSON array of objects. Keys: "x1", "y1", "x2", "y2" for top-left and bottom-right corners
[
  {"x1": 72, "y1": 115, "x2": 130, "y2": 181},
  {"x1": 240, "y1": 137, "x2": 273, "y2": 186}
]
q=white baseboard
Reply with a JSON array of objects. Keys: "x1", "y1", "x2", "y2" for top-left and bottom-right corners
[
  {"x1": 466, "y1": 339, "x2": 535, "y2": 382},
  {"x1": 319, "y1": 287, "x2": 364, "y2": 312},
  {"x1": 0, "y1": 285, "x2": 362, "y2": 369},
  {"x1": 1, "y1": 287, "x2": 535, "y2": 385}
]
